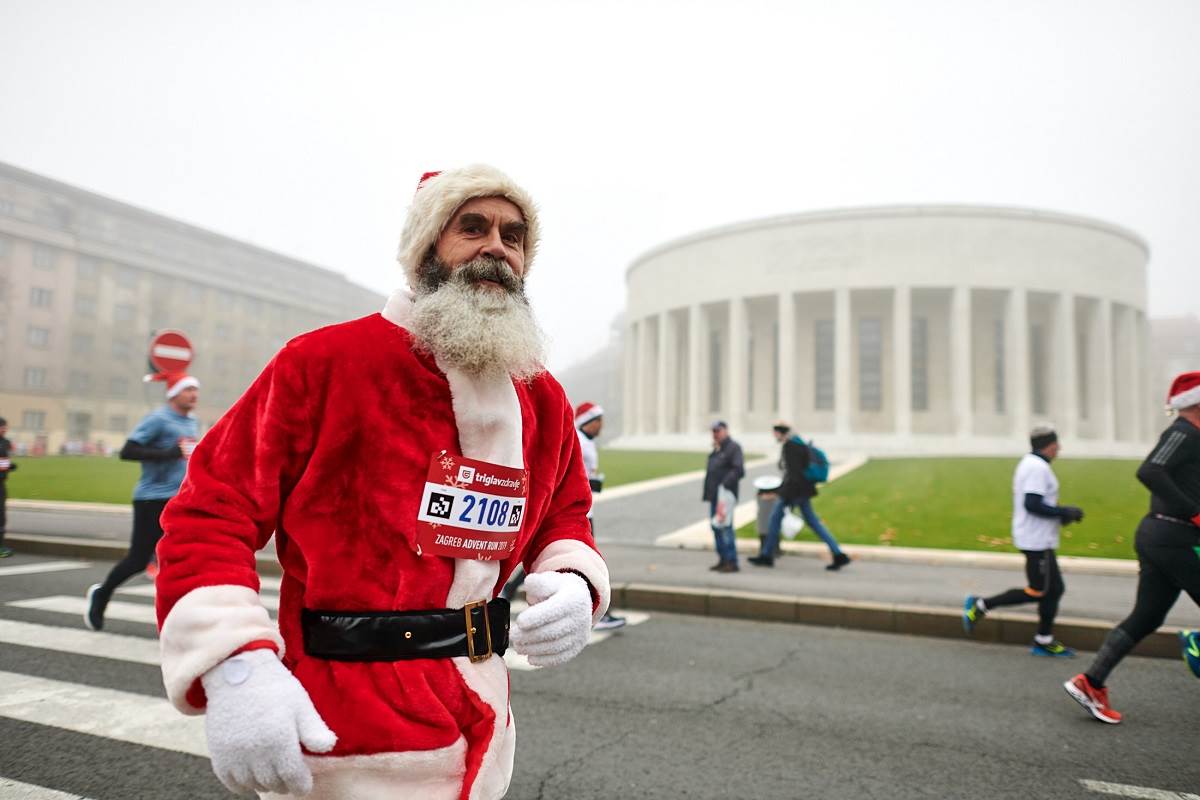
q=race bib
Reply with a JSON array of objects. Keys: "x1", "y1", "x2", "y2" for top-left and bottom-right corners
[
  {"x1": 0, "y1": 459, "x2": 9, "y2": 471},
  {"x1": 415, "y1": 451, "x2": 528, "y2": 560}
]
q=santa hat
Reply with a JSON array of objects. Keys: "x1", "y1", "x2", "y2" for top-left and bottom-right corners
[
  {"x1": 574, "y1": 402, "x2": 604, "y2": 428},
  {"x1": 145, "y1": 372, "x2": 200, "y2": 399},
  {"x1": 395, "y1": 164, "x2": 540, "y2": 288},
  {"x1": 1167, "y1": 371, "x2": 1200, "y2": 411}
]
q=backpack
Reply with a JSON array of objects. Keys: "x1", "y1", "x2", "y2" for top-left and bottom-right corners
[{"x1": 801, "y1": 437, "x2": 830, "y2": 483}]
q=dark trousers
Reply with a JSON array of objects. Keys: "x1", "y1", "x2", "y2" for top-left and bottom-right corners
[
  {"x1": 1118, "y1": 518, "x2": 1200, "y2": 642},
  {"x1": 97, "y1": 499, "x2": 168, "y2": 597},
  {"x1": 983, "y1": 549, "x2": 1065, "y2": 637},
  {"x1": 0, "y1": 480, "x2": 6, "y2": 545}
]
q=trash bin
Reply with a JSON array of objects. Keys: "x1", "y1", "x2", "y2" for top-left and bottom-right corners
[{"x1": 753, "y1": 475, "x2": 783, "y2": 557}]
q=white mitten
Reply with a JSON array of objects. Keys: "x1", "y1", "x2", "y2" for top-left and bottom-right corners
[
  {"x1": 200, "y1": 649, "x2": 336, "y2": 796},
  {"x1": 511, "y1": 571, "x2": 593, "y2": 667}
]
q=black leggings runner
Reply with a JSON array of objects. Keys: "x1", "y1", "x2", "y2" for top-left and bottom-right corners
[
  {"x1": 982, "y1": 549, "x2": 1065, "y2": 637},
  {"x1": 97, "y1": 499, "x2": 169, "y2": 597},
  {"x1": 1087, "y1": 517, "x2": 1200, "y2": 686}
]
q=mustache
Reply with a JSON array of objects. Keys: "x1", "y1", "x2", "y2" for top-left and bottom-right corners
[{"x1": 454, "y1": 257, "x2": 523, "y2": 295}]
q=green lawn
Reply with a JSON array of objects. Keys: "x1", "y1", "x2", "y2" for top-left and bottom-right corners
[
  {"x1": 737, "y1": 457, "x2": 1149, "y2": 560},
  {"x1": 5, "y1": 456, "x2": 141, "y2": 505},
  {"x1": 6, "y1": 450, "x2": 724, "y2": 504}
]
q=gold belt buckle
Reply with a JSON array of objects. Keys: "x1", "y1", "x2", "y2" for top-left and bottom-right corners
[{"x1": 464, "y1": 599, "x2": 492, "y2": 663}]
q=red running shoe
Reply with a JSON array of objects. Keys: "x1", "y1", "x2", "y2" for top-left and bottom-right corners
[
  {"x1": 145, "y1": 560, "x2": 159, "y2": 580},
  {"x1": 1063, "y1": 673, "x2": 1122, "y2": 724}
]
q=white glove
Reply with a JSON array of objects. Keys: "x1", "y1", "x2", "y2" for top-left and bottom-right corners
[
  {"x1": 511, "y1": 571, "x2": 593, "y2": 667},
  {"x1": 200, "y1": 649, "x2": 336, "y2": 796}
]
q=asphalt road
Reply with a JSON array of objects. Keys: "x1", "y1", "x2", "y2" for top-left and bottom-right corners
[{"x1": 2, "y1": 553, "x2": 1197, "y2": 800}]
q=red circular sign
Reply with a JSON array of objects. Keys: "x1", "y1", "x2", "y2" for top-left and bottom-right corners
[{"x1": 148, "y1": 330, "x2": 194, "y2": 374}]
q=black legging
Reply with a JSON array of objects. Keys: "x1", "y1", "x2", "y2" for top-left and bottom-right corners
[
  {"x1": 97, "y1": 499, "x2": 168, "y2": 597},
  {"x1": 0, "y1": 480, "x2": 7, "y2": 545},
  {"x1": 1087, "y1": 516, "x2": 1200, "y2": 686},
  {"x1": 983, "y1": 549, "x2": 1065, "y2": 637}
]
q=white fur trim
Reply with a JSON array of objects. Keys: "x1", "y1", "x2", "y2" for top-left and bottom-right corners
[
  {"x1": 166, "y1": 375, "x2": 199, "y2": 399},
  {"x1": 262, "y1": 740, "x2": 470, "y2": 800},
  {"x1": 160, "y1": 584, "x2": 283, "y2": 714},
  {"x1": 395, "y1": 164, "x2": 540, "y2": 288},
  {"x1": 530, "y1": 539, "x2": 612, "y2": 624},
  {"x1": 1169, "y1": 384, "x2": 1200, "y2": 410}
]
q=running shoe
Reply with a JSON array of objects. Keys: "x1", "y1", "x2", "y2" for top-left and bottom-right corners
[
  {"x1": 84, "y1": 583, "x2": 106, "y2": 632},
  {"x1": 825, "y1": 552, "x2": 851, "y2": 571},
  {"x1": 1179, "y1": 630, "x2": 1200, "y2": 679},
  {"x1": 0, "y1": 546, "x2": 13, "y2": 558},
  {"x1": 1063, "y1": 673, "x2": 1122, "y2": 724},
  {"x1": 962, "y1": 596, "x2": 985, "y2": 635},
  {"x1": 144, "y1": 560, "x2": 159, "y2": 580},
  {"x1": 593, "y1": 613, "x2": 627, "y2": 631},
  {"x1": 1031, "y1": 640, "x2": 1076, "y2": 658}
]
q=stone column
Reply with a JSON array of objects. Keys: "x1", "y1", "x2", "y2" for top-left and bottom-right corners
[
  {"x1": 1006, "y1": 287, "x2": 1031, "y2": 437},
  {"x1": 892, "y1": 285, "x2": 912, "y2": 438},
  {"x1": 639, "y1": 317, "x2": 655, "y2": 436},
  {"x1": 1057, "y1": 293, "x2": 1078, "y2": 439},
  {"x1": 688, "y1": 304, "x2": 704, "y2": 434},
  {"x1": 777, "y1": 292, "x2": 796, "y2": 423},
  {"x1": 835, "y1": 288, "x2": 852, "y2": 437},
  {"x1": 656, "y1": 311, "x2": 672, "y2": 435},
  {"x1": 1097, "y1": 299, "x2": 1116, "y2": 443},
  {"x1": 728, "y1": 297, "x2": 746, "y2": 433},
  {"x1": 951, "y1": 286, "x2": 973, "y2": 439},
  {"x1": 623, "y1": 321, "x2": 637, "y2": 437}
]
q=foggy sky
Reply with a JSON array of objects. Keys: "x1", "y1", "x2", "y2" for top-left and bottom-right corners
[{"x1": 2, "y1": 0, "x2": 1198, "y2": 370}]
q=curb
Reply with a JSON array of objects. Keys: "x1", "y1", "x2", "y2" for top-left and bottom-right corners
[
  {"x1": 611, "y1": 582, "x2": 1182, "y2": 660},
  {"x1": 9, "y1": 499, "x2": 129, "y2": 514},
  {"x1": 8, "y1": 533, "x2": 1178, "y2": 660}
]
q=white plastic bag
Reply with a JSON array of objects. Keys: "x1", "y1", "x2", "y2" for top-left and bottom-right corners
[
  {"x1": 781, "y1": 507, "x2": 806, "y2": 540},
  {"x1": 711, "y1": 486, "x2": 736, "y2": 528}
]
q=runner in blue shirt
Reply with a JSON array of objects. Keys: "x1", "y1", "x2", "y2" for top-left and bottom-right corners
[{"x1": 85, "y1": 374, "x2": 200, "y2": 630}]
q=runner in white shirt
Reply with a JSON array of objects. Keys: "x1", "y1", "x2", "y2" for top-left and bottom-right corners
[
  {"x1": 574, "y1": 402, "x2": 625, "y2": 631},
  {"x1": 961, "y1": 424, "x2": 1085, "y2": 657}
]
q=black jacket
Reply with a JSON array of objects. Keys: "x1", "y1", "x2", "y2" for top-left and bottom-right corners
[
  {"x1": 0, "y1": 436, "x2": 15, "y2": 482},
  {"x1": 778, "y1": 435, "x2": 817, "y2": 502},
  {"x1": 703, "y1": 437, "x2": 745, "y2": 501},
  {"x1": 1137, "y1": 417, "x2": 1200, "y2": 521}
]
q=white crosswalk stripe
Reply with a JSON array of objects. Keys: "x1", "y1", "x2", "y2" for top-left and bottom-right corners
[
  {"x1": 0, "y1": 618, "x2": 160, "y2": 665},
  {"x1": 9, "y1": 596, "x2": 159, "y2": 625},
  {"x1": 0, "y1": 777, "x2": 95, "y2": 799},
  {"x1": 0, "y1": 561, "x2": 92, "y2": 579}
]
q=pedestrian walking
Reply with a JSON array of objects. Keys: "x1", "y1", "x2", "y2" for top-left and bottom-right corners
[
  {"x1": 704, "y1": 420, "x2": 744, "y2": 572},
  {"x1": 1065, "y1": 372, "x2": 1200, "y2": 724},
  {"x1": 962, "y1": 423, "x2": 1083, "y2": 657},
  {"x1": 0, "y1": 416, "x2": 17, "y2": 558},
  {"x1": 749, "y1": 422, "x2": 849, "y2": 570},
  {"x1": 84, "y1": 373, "x2": 200, "y2": 630}
]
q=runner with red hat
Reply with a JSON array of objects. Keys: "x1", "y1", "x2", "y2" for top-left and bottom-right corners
[
  {"x1": 573, "y1": 401, "x2": 625, "y2": 631},
  {"x1": 1065, "y1": 371, "x2": 1200, "y2": 724},
  {"x1": 84, "y1": 337, "x2": 201, "y2": 631}
]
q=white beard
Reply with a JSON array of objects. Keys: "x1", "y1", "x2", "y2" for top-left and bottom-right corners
[{"x1": 409, "y1": 274, "x2": 547, "y2": 381}]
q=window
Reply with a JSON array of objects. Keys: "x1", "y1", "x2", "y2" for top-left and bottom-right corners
[
  {"x1": 109, "y1": 376, "x2": 129, "y2": 397},
  {"x1": 911, "y1": 317, "x2": 929, "y2": 412},
  {"x1": 115, "y1": 266, "x2": 139, "y2": 288},
  {"x1": 31, "y1": 287, "x2": 54, "y2": 308},
  {"x1": 114, "y1": 303, "x2": 136, "y2": 323},
  {"x1": 708, "y1": 329, "x2": 722, "y2": 413},
  {"x1": 0, "y1": 235, "x2": 10, "y2": 258},
  {"x1": 22, "y1": 410, "x2": 46, "y2": 431},
  {"x1": 27, "y1": 326, "x2": 50, "y2": 348},
  {"x1": 24, "y1": 367, "x2": 48, "y2": 389},
  {"x1": 108, "y1": 415, "x2": 128, "y2": 432},
  {"x1": 111, "y1": 339, "x2": 132, "y2": 359},
  {"x1": 185, "y1": 283, "x2": 206, "y2": 303},
  {"x1": 77, "y1": 256, "x2": 100, "y2": 278},
  {"x1": 993, "y1": 318, "x2": 1006, "y2": 414},
  {"x1": 814, "y1": 319, "x2": 835, "y2": 410},
  {"x1": 68, "y1": 370, "x2": 91, "y2": 392},
  {"x1": 75, "y1": 294, "x2": 97, "y2": 316},
  {"x1": 70, "y1": 333, "x2": 93, "y2": 355},
  {"x1": 1030, "y1": 324, "x2": 1046, "y2": 415},
  {"x1": 33, "y1": 244, "x2": 57, "y2": 269},
  {"x1": 858, "y1": 317, "x2": 882, "y2": 412},
  {"x1": 0, "y1": 198, "x2": 13, "y2": 216},
  {"x1": 215, "y1": 322, "x2": 232, "y2": 341}
]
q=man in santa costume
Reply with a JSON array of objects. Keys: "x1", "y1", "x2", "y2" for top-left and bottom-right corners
[
  {"x1": 154, "y1": 165, "x2": 610, "y2": 799},
  {"x1": 1064, "y1": 371, "x2": 1200, "y2": 724}
]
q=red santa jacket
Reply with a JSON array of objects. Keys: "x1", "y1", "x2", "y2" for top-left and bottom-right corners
[{"x1": 154, "y1": 306, "x2": 609, "y2": 799}]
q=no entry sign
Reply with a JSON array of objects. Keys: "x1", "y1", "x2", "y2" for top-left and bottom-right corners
[{"x1": 148, "y1": 330, "x2": 194, "y2": 374}]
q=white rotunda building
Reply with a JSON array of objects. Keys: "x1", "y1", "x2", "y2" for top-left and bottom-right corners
[{"x1": 617, "y1": 205, "x2": 1152, "y2": 457}]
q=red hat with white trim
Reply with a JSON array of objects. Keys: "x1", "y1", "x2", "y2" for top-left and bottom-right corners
[
  {"x1": 144, "y1": 372, "x2": 200, "y2": 399},
  {"x1": 1167, "y1": 371, "x2": 1200, "y2": 411},
  {"x1": 574, "y1": 402, "x2": 604, "y2": 427},
  {"x1": 396, "y1": 165, "x2": 540, "y2": 289}
]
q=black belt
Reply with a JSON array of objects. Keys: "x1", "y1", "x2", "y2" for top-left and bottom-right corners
[
  {"x1": 302, "y1": 599, "x2": 510, "y2": 663},
  {"x1": 1151, "y1": 513, "x2": 1197, "y2": 528}
]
